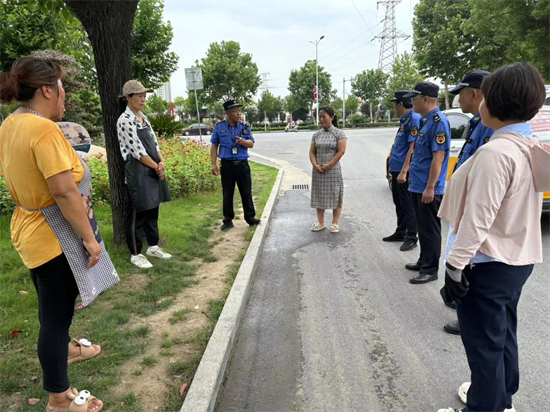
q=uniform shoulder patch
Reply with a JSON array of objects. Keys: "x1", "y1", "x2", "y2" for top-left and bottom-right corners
[
  {"x1": 410, "y1": 126, "x2": 418, "y2": 137},
  {"x1": 436, "y1": 132, "x2": 446, "y2": 145},
  {"x1": 216, "y1": 120, "x2": 225, "y2": 125},
  {"x1": 434, "y1": 114, "x2": 441, "y2": 122}
]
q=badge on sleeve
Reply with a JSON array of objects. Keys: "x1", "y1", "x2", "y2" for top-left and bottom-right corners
[
  {"x1": 436, "y1": 132, "x2": 447, "y2": 145},
  {"x1": 411, "y1": 126, "x2": 418, "y2": 137}
]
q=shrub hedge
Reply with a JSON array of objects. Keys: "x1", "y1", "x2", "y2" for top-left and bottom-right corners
[{"x1": 0, "y1": 138, "x2": 219, "y2": 214}]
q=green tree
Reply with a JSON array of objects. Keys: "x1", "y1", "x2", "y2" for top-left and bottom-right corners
[
  {"x1": 344, "y1": 95, "x2": 359, "y2": 115},
  {"x1": 196, "y1": 41, "x2": 261, "y2": 104},
  {"x1": 244, "y1": 106, "x2": 261, "y2": 124},
  {"x1": 413, "y1": 0, "x2": 477, "y2": 108},
  {"x1": 131, "y1": 0, "x2": 179, "y2": 89},
  {"x1": 386, "y1": 52, "x2": 424, "y2": 105},
  {"x1": 257, "y1": 90, "x2": 283, "y2": 121},
  {"x1": 464, "y1": 0, "x2": 550, "y2": 81},
  {"x1": 288, "y1": 60, "x2": 335, "y2": 119},
  {"x1": 351, "y1": 69, "x2": 389, "y2": 107},
  {"x1": 144, "y1": 94, "x2": 169, "y2": 117},
  {"x1": 173, "y1": 96, "x2": 186, "y2": 120},
  {"x1": 331, "y1": 97, "x2": 343, "y2": 118}
]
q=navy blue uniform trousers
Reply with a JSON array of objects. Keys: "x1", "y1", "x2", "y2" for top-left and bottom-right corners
[
  {"x1": 220, "y1": 159, "x2": 256, "y2": 224},
  {"x1": 457, "y1": 262, "x2": 533, "y2": 412},
  {"x1": 411, "y1": 192, "x2": 442, "y2": 275},
  {"x1": 390, "y1": 172, "x2": 417, "y2": 240}
]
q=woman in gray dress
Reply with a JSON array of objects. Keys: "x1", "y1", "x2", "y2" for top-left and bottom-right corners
[{"x1": 309, "y1": 107, "x2": 347, "y2": 233}]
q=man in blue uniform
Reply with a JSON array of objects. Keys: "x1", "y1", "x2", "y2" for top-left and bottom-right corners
[
  {"x1": 451, "y1": 70, "x2": 494, "y2": 173},
  {"x1": 403, "y1": 82, "x2": 451, "y2": 284},
  {"x1": 443, "y1": 70, "x2": 493, "y2": 335},
  {"x1": 210, "y1": 99, "x2": 261, "y2": 231},
  {"x1": 383, "y1": 91, "x2": 421, "y2": 251}
]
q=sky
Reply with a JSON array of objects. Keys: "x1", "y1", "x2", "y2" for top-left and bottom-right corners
[{"x1": 163, "y1": 0, "x2": 419, "y2": 103}]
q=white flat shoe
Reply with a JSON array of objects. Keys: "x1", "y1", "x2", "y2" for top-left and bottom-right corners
[
  {"x1": 146, "y1": 246, "x2": 172, "y2": 259},
  {"x1": 131, "y1": 254, "x2": 153, "y2": 269},
  {"x1": 458, "y1": 382, "x2": 516, "y2": 412}
]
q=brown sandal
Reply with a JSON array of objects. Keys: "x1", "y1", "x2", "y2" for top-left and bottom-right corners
[
  {"x1": 67, "y1": 338, "x2": 101, "y2": 364},
  {"x1": 46, "y1": 388, "x2": 103, "y2": 412}
]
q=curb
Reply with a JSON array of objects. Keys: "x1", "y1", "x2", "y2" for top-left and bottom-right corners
[{"x1": 180, "y1": 167, "x2": 284, "y2": 412}]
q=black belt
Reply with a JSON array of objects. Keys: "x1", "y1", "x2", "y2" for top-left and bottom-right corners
[{"x1": 221, "y1": 159, "x2": 247, "y2": 165}]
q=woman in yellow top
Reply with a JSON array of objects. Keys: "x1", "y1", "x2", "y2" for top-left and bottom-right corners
[{"x1": 0, "y1": 58, "x2": 104, "y2": 412}]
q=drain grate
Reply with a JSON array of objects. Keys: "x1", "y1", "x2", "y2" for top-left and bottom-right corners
[{"x1": 292, "y1": 184, "x2": 310, "y2": 190}]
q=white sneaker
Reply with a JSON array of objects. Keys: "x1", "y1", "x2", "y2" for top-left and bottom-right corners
[
  {"x1": 458, "y1": 382, "x2": 516, "y2": 412},
  {"x1": 458, "y1": 382, "x2": 470, "y2": 404},
  {"x1": 131, "y1": 254, "x2": 153, "y2": 269},
  {"x1": 146, "y1": 245, "x2": 172, "y2": 259}
]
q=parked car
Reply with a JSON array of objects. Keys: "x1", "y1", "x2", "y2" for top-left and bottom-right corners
[
  {"x1": 385, "y1": 106, "x2": 550, "y2": 213},
  {"x1": 182, "y1": 123, "x2": 214, "y2": 136}
]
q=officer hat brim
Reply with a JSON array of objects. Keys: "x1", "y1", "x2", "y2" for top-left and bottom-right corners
[
  {"x1": 403, "y1": 90, "x2": 421, "y2": 98},
  {"x1": 449, "y1": 82, "x2": 470, "y2": 94}
]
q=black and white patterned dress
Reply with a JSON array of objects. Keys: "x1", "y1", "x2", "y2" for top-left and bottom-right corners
[{"x1": 310, "y1": 125, "x2": 347, "y2": 209}]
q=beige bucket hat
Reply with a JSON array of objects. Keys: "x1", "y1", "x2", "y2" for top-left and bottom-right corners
[{"x1": 120, "y1": 80, "x2": 153, "y2": 97}]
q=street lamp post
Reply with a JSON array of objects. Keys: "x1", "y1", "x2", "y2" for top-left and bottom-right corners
[{"x1": 309, "y1": 35, "x2": 324, "y2": 126}]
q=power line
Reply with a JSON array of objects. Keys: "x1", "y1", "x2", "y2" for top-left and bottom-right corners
[
  {"x1": 351, "y1": 0, "x2": 377, "y2": 37},
  {"x1": 329, "y1": 37, "x2": 409, "y2": 73},
  {"x1": 323, "y1": 37, "x2": 376, "y2": 68},
  {"x1": 320, "y1": 27, "x2": 378, "y2": 62}
]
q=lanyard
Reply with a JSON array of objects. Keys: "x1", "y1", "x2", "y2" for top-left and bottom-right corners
[{"x1": 227, "y1": 121, "x2": 239, "y2": 145}]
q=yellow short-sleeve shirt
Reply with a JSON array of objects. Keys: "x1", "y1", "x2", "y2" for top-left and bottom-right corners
[{"x1": 0, "y1": 113, "x2": 85, "y2": 269}]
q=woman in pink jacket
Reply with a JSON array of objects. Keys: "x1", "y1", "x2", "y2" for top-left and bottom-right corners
[{"x1": 438, "y1": 63, "x2": 547, "y2": 412}]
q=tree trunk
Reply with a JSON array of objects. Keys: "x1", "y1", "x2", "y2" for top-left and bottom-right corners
[{"x1": 64, "y1": 0, "x2": 139, "y2": 246}]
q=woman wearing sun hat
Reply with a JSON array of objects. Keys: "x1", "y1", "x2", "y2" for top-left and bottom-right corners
[{"x1": 117, "y1": 80, "x2": 172, "y2": 269}]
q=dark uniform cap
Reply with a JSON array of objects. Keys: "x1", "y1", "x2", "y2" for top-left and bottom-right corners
[
  {"x1": 390, "y1": 90, "x2": 413, "y2": 104},
  {"x1": 223, "y1": 99, "x2": 243, "y2": 111},
  {"x1": 449, "y1": 70, "x2": 491, "y2": 94},
  {"x1": 404, "y1": 82, "x2": 440, "y2": 99}
]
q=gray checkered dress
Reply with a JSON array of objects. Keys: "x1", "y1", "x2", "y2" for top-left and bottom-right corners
[{"x1": 310, "y1": 125, "x2": 347, "y2": 209}]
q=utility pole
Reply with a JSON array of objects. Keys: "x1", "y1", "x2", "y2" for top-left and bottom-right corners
[
  {"x1": 309, "y1": 35, "x2": 325, "y2": 126},
  {"x1": 342, "y1": 76, "x2": 356, "y2": 128},
  {"x1": 375, "y1": 0, "x2": 409, "y2": 74}
]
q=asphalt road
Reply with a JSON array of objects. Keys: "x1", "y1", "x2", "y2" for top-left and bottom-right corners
[{"x1": 216, "y1": 128, "x2": 550, "y2": 412}]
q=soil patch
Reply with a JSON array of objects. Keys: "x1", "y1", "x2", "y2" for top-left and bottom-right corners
[{"x1": 112, "y1": 220, "x2": 249, "y2": 411}]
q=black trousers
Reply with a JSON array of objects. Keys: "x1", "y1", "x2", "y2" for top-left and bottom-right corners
[
  {"x1": 125, "y1": 202, "x2": 160, "y2": 255},
  {"x1": 411, "y1": 191, "x2": 442, "y2": 275},
  {"x1": 30, "y1": 253, "x2": 78, "y2": 393},
  {"x1": 390, "y1": 172, "x2": 417, "y2": 240},
  {"x1": 458, "y1": 262, "x2": 533, "y2": 412},
  {"x1": 220, "y1": 159, "x2": 256, "y2": 224}
]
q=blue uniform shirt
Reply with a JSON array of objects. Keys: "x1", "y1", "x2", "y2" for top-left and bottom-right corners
[
  {"x1": 211, "y1": 120, "x2": 255, "y2": 160},
  {"x1": 455, "y1": 114, "x2": 493, "y2": 171},
  {"x1": 409, "y1": 107, "x2": 451, "y2": 195},
  {"x1": 389, "y1": 109, "x2": 421, "y2": 172}
]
